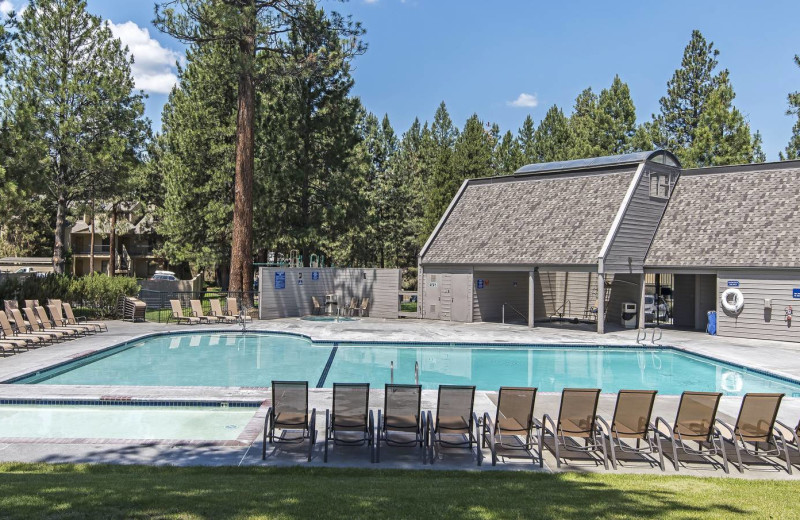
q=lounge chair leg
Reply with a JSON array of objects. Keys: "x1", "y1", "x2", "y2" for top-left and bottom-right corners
[
  {"x1": 324, "y1": 410, "x2": 329, "y2": 463},
  {"x1": 733, "y1": 439, "x2": 744, "y2": 473}
]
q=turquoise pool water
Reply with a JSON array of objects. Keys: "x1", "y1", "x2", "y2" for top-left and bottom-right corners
[{"x1": 12, "y1": 333, "x2": 800, "y2": 396}]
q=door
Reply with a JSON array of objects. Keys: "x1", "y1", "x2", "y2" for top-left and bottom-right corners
[
  {"x1": 450, "y1": 273, "x2": 472, "y2": 322},
  {"x1": 423, "y1": 273, "x2": 441, "y2": 320}
]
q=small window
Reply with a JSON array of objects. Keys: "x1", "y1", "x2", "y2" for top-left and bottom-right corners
[{"x1": 650, "y1": 171, "x2": 671, "y2": 199}]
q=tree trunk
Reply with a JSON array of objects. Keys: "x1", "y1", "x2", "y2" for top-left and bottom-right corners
[
  {"x1": 89, "y1": 197, "x2": 95, "y2": 275},
  {"x1": 108, "y1": 202, "x2": 117, "y2": 276},
  {"x1": 228, "y1": 23, "x2": 256, "y2": 302},
  {"x1": 53, "y1": 192, "x2": 67, "y2": 274}
]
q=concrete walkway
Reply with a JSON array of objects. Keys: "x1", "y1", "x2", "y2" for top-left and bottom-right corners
[{"x1": 0, "y1": 318, "x2": 799, "y2": 479}]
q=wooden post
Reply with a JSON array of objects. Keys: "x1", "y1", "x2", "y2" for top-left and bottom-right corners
[
  {"x1": 528, "y1": 270, "x2": 535, "y2": 328},
  {"x1": 597, "y1": 272, "x2": 605, "y2": 334}
]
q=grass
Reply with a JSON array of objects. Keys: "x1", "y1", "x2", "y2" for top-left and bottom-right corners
[
  {"x1": 0, "y1": 463, "x2": 797, "y2": 519},
  {"x1": 400, "y1": 302, "x2": 417, "y2": 312}
]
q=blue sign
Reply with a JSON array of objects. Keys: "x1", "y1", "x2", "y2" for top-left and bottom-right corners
[
  {"x1": 793, "y1": 288, "x2": 800, "y2": 299},
  {"x1": 311, "y1": 271, "x2": 319, "y2": 281},
  {"x1": 476, "y1": 279, "x2": 484, "y2": 289},
  {"x1": 298, "y1": 279, "x2": 303, "y2": 285},
  {"x1": 727, "y1": 281, "x2": 740, "y2": 287},
  {"x1": 274, "y1": 271, "x2": 286, "y2": 290}
]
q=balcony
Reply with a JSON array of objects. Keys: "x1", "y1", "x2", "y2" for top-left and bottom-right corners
[{"x1": 72, "y1": 245, "x2": 111, "y2": 255}]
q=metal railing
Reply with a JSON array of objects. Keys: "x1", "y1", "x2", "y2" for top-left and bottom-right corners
[
  {"x1": 73, "y1": 245, "x2": 112, "y2": 254},
  {"x1": 501, "y1": 302, "x2": 528, "y2": 324},
  {"x1": 550, "y1": 300, "x2": 572, "y2": 322},
  {"x1": 138, "y1": 289, "x2": 259, "y2": 323}
]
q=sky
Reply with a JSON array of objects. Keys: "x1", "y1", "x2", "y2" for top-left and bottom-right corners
[{"x1": 2, "y1": 0, "x2": 798, "y2": 160}]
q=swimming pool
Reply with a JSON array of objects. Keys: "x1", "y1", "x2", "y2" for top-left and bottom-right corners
[{"x1": 10, "y1": 332, "x2": 800, "y2": 396}]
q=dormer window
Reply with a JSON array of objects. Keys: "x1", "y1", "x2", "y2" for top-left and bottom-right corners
[{"x1": 650, "y1": 171, "x2": 672, "y2": 199}]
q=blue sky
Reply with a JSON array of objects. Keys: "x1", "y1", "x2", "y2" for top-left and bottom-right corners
[{"x1": 4, "y1": 0, "x2": 797, "y2": 159}]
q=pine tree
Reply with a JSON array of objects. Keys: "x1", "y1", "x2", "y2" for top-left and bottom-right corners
[
  {"x1": 595, "y1": 75, "x2": 637, "y2": 155},
  {"x1": 517, "y1": 115, "x2": 537, "y2": 164},
  {"x1": 4, "y1": 0, "x2": 148, "y2": 273},
  {"x1": 453, "y1": 114, "x2": 495, "y2": 180},
  {"x1": 652, "y1": 30, "x2": 721, "y2": 155},
  {"x1": 532, "y1": 105, "x2": 573, "y2": 162},
  {"x1": 494, "y1": 130, "x2": 523, "y2": 174},
  {"x1": 569, "y1": 87, "x2": 599, "y2": 158},
  {"x1": 422, "y1": 102, "x2": 459, "y2": 239},
  {"x1": 781, "y1": 55, "x2": 800, "y2": 160}
]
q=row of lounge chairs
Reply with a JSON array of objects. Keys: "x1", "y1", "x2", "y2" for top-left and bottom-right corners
[
  {"x1": 168, "y1": 298, "x2": 253, "y2": 325},
  {"x1": 311, "y1": 297, "x2": 369, "y2": 317},
  {"x1": 263, "y1": 382, "x2": 800, "y2": 473},
  {"x1": 0, "y1": 300, "x2": 108, "y2": 355}
]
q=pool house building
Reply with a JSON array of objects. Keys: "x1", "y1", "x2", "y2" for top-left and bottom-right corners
[{"x1": 418, "y1": 152, "x2": 800, "y2": 343}]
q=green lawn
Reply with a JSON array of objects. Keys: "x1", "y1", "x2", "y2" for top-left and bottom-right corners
[
  {"x1": 400, "y1": 301, "x2": 417, "y2": 312},
  {"x1": 0, "y1": 463, "x2": 797, "y2": 519}
]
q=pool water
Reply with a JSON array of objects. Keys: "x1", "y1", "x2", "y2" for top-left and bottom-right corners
[
  {"x1": 0, "y1": 405, "x2": 257, "y2": 440},
  {"x1": 12, "y1": 333, "x2": 800, "y2": 396},
  {"x1": 301, "y1": 316, "x2": 358, "y2": 322}
]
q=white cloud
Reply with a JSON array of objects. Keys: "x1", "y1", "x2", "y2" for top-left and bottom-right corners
[
  {"x1": 507, "y1": 93, "x2": 539, "y2": 108},
  {"x1": 108, "y1": 21, "x2": 182, "y2": 95},
  {"x1": 0, "y1": 1, "x2": 16, "y2": 15}
]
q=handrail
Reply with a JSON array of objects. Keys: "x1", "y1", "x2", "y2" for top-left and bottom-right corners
[
  {"x1": 414, "y1": 361, "x2": 419, "y2": 385},
  {"x1": 502, "y1": 302, "x2": 528, "y2": 324},
  {"x1": 390, "y1": 361, "x2": 394, "y2": 384},
  {"x1": 651, "y1": 327, "x2": 663, "y2": 345},
  {"x1": 549, "y1": 300, "x2": 572, "y2": 322},
  {"x1": 636, "y1": 328, "x2": 648, "y2": 345}
]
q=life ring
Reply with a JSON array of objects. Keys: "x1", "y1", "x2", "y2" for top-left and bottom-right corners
[
  {"x1": 721, "y1": 371, "x2": 743, "y2": 393},
  {"x1": 721, "y1": 288, "x2": 744, "y2": 314}
]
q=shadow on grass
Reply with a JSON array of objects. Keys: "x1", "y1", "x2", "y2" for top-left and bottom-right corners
[{"x1": 0, "y1": 463, "x2": 793, "y2": 519}]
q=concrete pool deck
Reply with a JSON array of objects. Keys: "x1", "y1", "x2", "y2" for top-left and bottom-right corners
[{"x1": 0, "y1": 318, "x2": 799, "y2": 479}]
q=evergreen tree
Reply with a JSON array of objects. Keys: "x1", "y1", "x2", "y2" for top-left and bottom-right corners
[
  {"x1": 422, "y1": 102, "x2": 458, "y2": 239},
  {"x1": 517, "y1": 114, "x2": 537, "y2": 164},
  {"x1": 494, "y1": 130, "x2": 523, "y2": 174},
  {"x1": 781, "y1": 55, "x2": 800, "y2": 160},
  {"x1": 652, "y1": 30, "x2": 721, "y2": 155},
  {"x1": 595, "y1": 75, "x2": 636, "y2": 155},
  {"x1": 532, "y1": 105, "x2": 573, "y2": 162},
  {"x1": 4, "y1": 0, "x2": 148, "y2": 273},
  {"x1": 453, "y1": 114, "x2": 495, "y2": 180},
  {"x1": 155, "y1": 0, "x2": 365, "y2": 294},
  {"x1": 569, "y1": 87, "x2": 599, "y2": 158}
]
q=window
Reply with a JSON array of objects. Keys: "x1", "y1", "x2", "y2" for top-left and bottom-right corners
[{"x1": 649, "y1": 171, "x2": 671, "y2": 199}]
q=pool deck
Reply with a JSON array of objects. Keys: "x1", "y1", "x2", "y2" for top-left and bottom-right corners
[{"x1": 1, "y1": 318, "x2": 799, "y2": 479}]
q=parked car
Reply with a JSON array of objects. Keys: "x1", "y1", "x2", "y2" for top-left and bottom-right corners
[
  {"x1": 644, "y1": 294, "x2": 670, "y2": 322},
  {"x1": 150, "y1": 270, "x2": 178, "y2": 281}
]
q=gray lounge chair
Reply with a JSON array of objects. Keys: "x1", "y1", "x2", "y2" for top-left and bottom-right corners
[
  {"x1": 598, "y1": 389, "x2": 663, "y2": 470},
  {"x1": 655, "y1": 391, "x2": 729, "y2": 473},
  {"x1": 376, "y1": 384, "x2": 426, "y2": 463},
  {"x1": 717, "y1": 393, "x2": 792, "y2": 474},
  {"x1": 482, "y1": 386, "x2": 539, "y2": 466},
  {"x1": 324, "y1": 383, "x2": 374, "y2": 462},
  {"x1": 262, "y1": 381, "x2": 317, "y2": 462},
  {"x1": 427, "y1": 385, "x2": 481, "y2": 465},
  {"x1": 540, "y1": 388, "x2": 608, "y2": 469}
]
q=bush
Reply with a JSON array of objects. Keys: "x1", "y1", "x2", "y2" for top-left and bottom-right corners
[{"x1": 0, "y1": 273, "x2": 139, "y2": 318}]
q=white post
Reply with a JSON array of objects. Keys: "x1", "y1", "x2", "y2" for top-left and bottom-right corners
[
  {"x1": 597, "y1": 272, "x2": 605, "y2": 334},
  {"x1": 638, "y1": 273, "x2": 647, "y2": 330},
  {"x1": 528, "y1": 270, "x2": 535, "y2": 328}
]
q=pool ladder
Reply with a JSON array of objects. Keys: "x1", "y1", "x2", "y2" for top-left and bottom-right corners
[
  {"x1": 636, "y1": 327, "x2": 663, "y2": 345},
  {"x1": 389, "y1": 361, "x2": 419, "y2": 385}
]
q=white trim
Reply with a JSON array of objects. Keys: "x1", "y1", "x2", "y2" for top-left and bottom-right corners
[
  {"x1": 597, "y1": 162, "x2": 646, "y2": 271},
  {"x1": 419, "y1": 179, "x2": 471, "y2": 261}
]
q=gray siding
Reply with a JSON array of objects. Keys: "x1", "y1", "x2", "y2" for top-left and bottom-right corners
[
  {"x1": 259, "y1": 267, "x2": 401, "y2": 319},
  {"x1": 421, "y1": 267, "x2": 472, "y2": 321},
  {"x1": 604, "y1": 163, "x2": 679, "y2": 273},
  {"x1": 605, "y1": 274, "x2": 641, "y2": 325},
  {"x1": 716, "y1": 270, "x2": 800, "y2": 342},
  {"x1": 472, "y1": 271, "x2": 529, "y2": 322}
]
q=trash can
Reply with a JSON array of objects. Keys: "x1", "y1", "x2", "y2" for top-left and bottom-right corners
[
  {"x1": 706, "y1": 311, "x2": 717, "y2": 335},
  {"x1": 621, "y1": 302, "x2": 637, "y2": 329}
]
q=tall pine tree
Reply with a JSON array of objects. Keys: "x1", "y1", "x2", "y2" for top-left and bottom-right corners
[
  {"x1": 781, "y1": 55, "x2": 800, "y2": 160},
  {"x1": 532, "y1": 105, "x2": 573, "y2": 162},
  {"x1": 422, "y1": 102, "x2": 459, "y2": 239}
]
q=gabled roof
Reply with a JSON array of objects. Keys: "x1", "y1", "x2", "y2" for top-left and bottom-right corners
[
  {"x1": 515, "y1": 150, "x2": 678, "y2": 176},
  {"x1": 645, "y1": 161, "x2": 800, "y2": 268},
  {"x1": 421, "y1": 168, "x2": 637, "y2": 266}
]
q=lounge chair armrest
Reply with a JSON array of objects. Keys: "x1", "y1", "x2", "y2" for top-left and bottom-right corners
[
  {"x1": 472, "y1": 411, "x2": 481, "y2": 440},
  {"x1": 775, "y1": 420, "x2": 796, "y2": 438},
  {"x1": 377, "y1": 409, "x2": 382, "y2": 437},
  {"x1": 541, "y1": 413, "x2": 557, "y2": 436},
  {"x1": 595, "y1": 415, "x2": 612, "y2": 438},
  {"x1": 714, "y1": 419, "x2": 735, "y2": 441},
  {"x1": 482, "y1": 412, "x2": 494, "y2": 434},
  {"x1": 369, "y1": 409, "x2": 375, "y2": 436},
  {"x1": 325, "y1": 408, "x2": 330, "y2": 434},
  {"x1": 76, "y1": 315, "x2": 87, "y2": 323},
  {"x1": 310, "y1": 408, "x2": 317, "y2": 433},
  {"x1": 654, "y1": 416, "x2": 673, "y2": 438}
]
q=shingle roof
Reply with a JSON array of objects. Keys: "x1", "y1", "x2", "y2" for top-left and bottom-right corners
[
  {"x1": 515, "y1": 150, "x2": 677, "y2": 175},
  {"x1": 422, "y1": 169, "x2": 636, "y2": 265},
  {"x1": 645, "y1": 164, "x2": 800, "y2": 268}
]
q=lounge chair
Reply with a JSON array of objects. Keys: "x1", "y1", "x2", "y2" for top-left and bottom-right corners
[
  {"x1": 540, "y1": 388, "x2": 608, "y2": 469},
  {"x1": 355, "y1": 297, "x2": 369, "y2": 317},
  {"x1": 311, "y1": 296, "x2": 322, "y2": 316},
  {"x1": 37, "y1": 306, "x2": 85, "y2": 337},
  {"x1": 190, "y1": 300, "x2": 213, "y2": 324},
  {"x1": 169, "y1": 300, "x2": 200, "y2": 325},
  {"x1": 776, "y1": 419, "x2": 800, "y2": 461},
  {"x1": 0, "y1": 330, "x2": 28, "y2": 351},
  {"x1": 427, "y1": 385, "x2": 481, "y2": 465},
  {"x1": 717, "y1": 393, "x2": 792, "y2": 474},
  {"x1": 21, "y1": 308, "x2": 68, "y2": 341},
  {"x1": 376, "y1": 384, "x2": 426, "y2": 463},
  {"x1": 324, "y1": 383, "x2": 374, "y2": 462},
  {"x1": 0, "y1": 310, "x2": 49, "y2": 346},
  {"x1": 262, "y1": 381, "x2": 317, "y2": 462},
  {"x1": 63, "y1": 303, "x2": 108, "y2": 332},
  {"x1": 227, "y1": 297, "x2": 252, "y2": 322},
  {"x1": 24, "y1": 300, "x2": 37, "y2": 309},
  {"x1": 3, "y1": 300, "x2": 18, "y2": 311},
  {"x1": 345, "y1": 297, "x2": 358, "y2": 316},
  {"x1": 48, "y1": 304, "x2": 94, "y2": 334},
  {"x1": 210, "y1": 299, "x2": 237, "y2": 323},
  {"x1": 598, "y1": 389, "x2": 663, "y2": 470},
  {"x1": 655, "y1": 391, "x2": 729, "y2": 473},
  {"x1": 482, "y1": 386, "x2": 540, "y2": 466}
]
